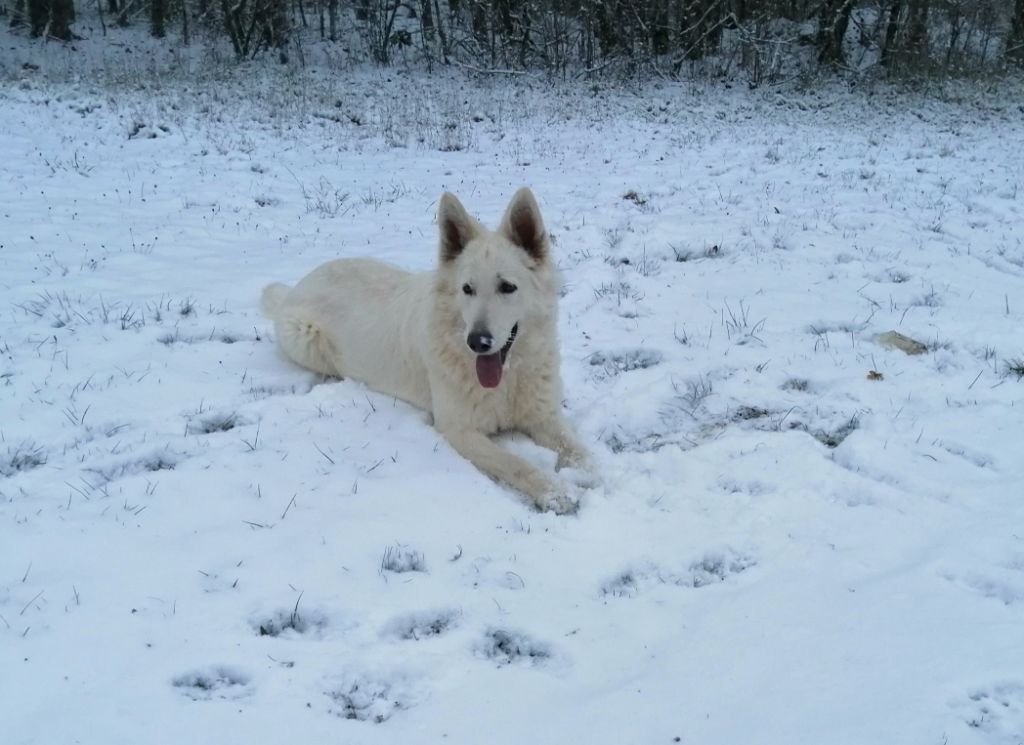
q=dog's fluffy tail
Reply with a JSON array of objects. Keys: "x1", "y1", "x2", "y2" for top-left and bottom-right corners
[{"x1": 260, "y1": 282, "x2": 291, "y2": 318}]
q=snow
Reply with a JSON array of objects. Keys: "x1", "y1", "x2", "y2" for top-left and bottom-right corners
[{"x1": 2, "y1": 44, "x2": 1024, "y2": 744}]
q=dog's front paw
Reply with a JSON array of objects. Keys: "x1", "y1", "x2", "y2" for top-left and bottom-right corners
[
  {"x1": 538, "y1": 488, "x2": 580, "y2": 516},
  {"x1": 514, "y1": 467, "x2": 583, "y2": 515},
  {"x1": 514, "y1": 469, "x2": 567, "y2": 513}
]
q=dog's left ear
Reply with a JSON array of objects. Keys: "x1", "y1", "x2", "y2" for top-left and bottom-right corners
[{"x1": 499, "y1": 188, "x2": 548, "y2": 264}]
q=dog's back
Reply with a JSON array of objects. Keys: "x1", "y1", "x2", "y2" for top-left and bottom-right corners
[{"x1": 262, "y1": 259, "x2": 434, "y2": 409}]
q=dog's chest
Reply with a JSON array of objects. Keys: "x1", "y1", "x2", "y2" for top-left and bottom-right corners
[
  {"x1": 464, "y1": 375, "x2": 517, "y2": 432},
  {"x1": 465, "y1": 356, "x2": 549, "y2": 433}
]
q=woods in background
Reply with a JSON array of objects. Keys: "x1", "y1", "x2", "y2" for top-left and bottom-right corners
[{"x1": 6, "y1": 0, "x2": 1024, "y2": 79}]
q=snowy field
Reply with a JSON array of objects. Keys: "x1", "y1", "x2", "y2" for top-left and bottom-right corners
[{"x1": 2, "y1": 44, "x2": 1024, "y2": 744}]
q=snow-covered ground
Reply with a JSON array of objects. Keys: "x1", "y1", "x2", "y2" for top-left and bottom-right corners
[{"x1": 2, "y1": 45, "x2": 1024, "y2": 744}]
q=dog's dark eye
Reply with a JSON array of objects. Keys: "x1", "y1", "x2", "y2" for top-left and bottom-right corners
[
  {"x1": 498, "y1": 281, "x2": 518, "y2": 295},
  {"x1": 462, "y1": 283, "x2": 475, "y2": 296}
]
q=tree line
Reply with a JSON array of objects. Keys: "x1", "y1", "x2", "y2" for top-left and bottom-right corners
[{"x1": 7, "y1": 0, "x2": 1024, "y2": 79}]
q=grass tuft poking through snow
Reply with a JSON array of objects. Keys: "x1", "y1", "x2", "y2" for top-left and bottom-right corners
[
  {"x1": 380, "y1": 545, "x2": 427, "y2": 574},
  {"x1": 0, "y1": 441, "x2": 48, "y2": 477}
]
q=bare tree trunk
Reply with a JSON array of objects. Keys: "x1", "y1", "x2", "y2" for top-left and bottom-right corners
[
  {"x1": 419, "y1": 0, "x2": 434, "y2": 59},
  {"x1": 1010, "y1": 0, "x2": 1024, "y2": 64},
  {"x1": 28, "y1": 0, "x2": 48, "y2": 34},
  {"x1": 221, "y1": 0, "x2": 246, "y2": 56},
  {"x1": 650, "y1": 0, "x2": 669, "y2": 56},
  {"x1": 268, "y1": 0, "x2": 291, "y2": 61},
  {"x1": 467, "y1": 0, "x2": 487, "y2": 48},
  {"x1": 27, "y1": 0, "x2": 75, "y2": 39},
  {"x1": 680, "y1": 0, "x2": 726, "y2": 60},
  {"x1": 51, "y1": 0, "x2": 74, "y2": 39},
  {"x1": 150, "y1": 0, "x2": 166, "y2": 37},
  {"x1": 880, "y1": 0, "x2": 901, "y2": 67},
  {"x1": 328, "y1": 0, "x2": 338, "y2": 40},
  {"x1": 816, "y1": 0, "x2": 854, "y2": 66},
  {"x1": 420, "y1": 0, "x2": 433, "y2": 36},
  {"x1": 11, "y1": 0, "x2": 27, "y2": 27},
  {"x1": 594, "y1": 0, "x2": 621, "y2": 57},
  {"x1": 432, "y1": 0, "x2": 449, "y2": 62},
  {"x1": 117, "y1": 0, "x2": 131, "y2": 27},
  {"x1": 944, "y1": 1, "x2": 961, "y2": 67},
  {"x1": 904, "y1": 0, "x2": 929, "y2": 66}
]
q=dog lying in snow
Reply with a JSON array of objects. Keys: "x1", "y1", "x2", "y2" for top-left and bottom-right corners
[{"x1": 261, "y1": 188, "x2": 594, "y2": 513}]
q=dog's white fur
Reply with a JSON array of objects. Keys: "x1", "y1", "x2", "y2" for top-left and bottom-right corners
[{"x1": 260, "y1": 188, "x2": 592, "y2": 512}]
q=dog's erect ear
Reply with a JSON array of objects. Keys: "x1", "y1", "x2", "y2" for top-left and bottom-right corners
[
  {"x1": 438, "y1": 192, "x2": 479, "y2": 263},
  {"x1": 500, "y1": 188, "x2": 548, "y2": 263}
]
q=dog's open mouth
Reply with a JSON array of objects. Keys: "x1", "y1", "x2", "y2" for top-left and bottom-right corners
[{"x1": 475, "y1": 324, "x2": 518, "y2": 389}]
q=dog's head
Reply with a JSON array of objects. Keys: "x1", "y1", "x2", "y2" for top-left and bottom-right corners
[{"x1": 436, "y1": 188, "x2": 552, "y2": 389}]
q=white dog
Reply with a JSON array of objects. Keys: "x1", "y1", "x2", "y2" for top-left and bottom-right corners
[{"x1": 261, "y1": 188, "x2": 593, "y2": 513}]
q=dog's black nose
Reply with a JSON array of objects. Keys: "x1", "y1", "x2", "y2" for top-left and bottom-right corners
[{"x1": 467, "y1": 331, "x2": 494, "y2": 354}]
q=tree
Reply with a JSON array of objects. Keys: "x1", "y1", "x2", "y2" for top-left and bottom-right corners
[
  {"x1": 880, "y1": 0, "x2": 902, "y2": 67},
  {"x1": 816, "y1": 0, "x2": 855, "y2": 66},
  {"x1": 1010, "y1": 0, "x2": 1024, "y2": 64},
  {"x1": 4, "y1": 0, "x2": 1021, "y2": 77},
  {"x1": 880, "y1": 0, "x2": 932, "y2": 72},
  {"x1": 328, "y1": 0, "x2": 339, "y2": 41},
  {"x1": 10, "y1": 0, "x2": 27, "y2": 27},
  {"x1": 904, "y1": 0, "x2": 930, "y2": 67},
  {"x1": 150, "y1": 0, "x2": 166, "y2": 37},
  {"x1": 116, "y1": 0, "x2": 132, "y2": 27},
  {"x1": 221, "y1": 0, "x2": 290, "y2": 61},
  {"x1": 27, "y1": 0, "x2": 75, "y2": 40},
  {"x1": 356, "y1": 0, "x2": 403, "y2": 63},
  {"x1": 679, "y1": 0, "x2": 727, "y2": 61}
]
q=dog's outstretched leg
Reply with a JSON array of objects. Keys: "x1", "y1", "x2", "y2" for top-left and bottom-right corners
[
  {"x1": 523, "y1": 415, "x2": 599, "y2": 493},
  {"x1": 523, "y1": 415, "x2": 592, "y2": 471},
  {"x1": 438, "y1": 426, "x2": 574, "y2": 514}
]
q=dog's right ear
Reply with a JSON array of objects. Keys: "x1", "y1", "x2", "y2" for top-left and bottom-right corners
[{"x1": 438, "y1": 192, "x2": 479, "y2": 263}]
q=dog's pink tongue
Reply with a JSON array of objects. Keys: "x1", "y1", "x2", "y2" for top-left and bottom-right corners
[{"x1": 476, "y1": 353, "x2": 503, "y2": 388}]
